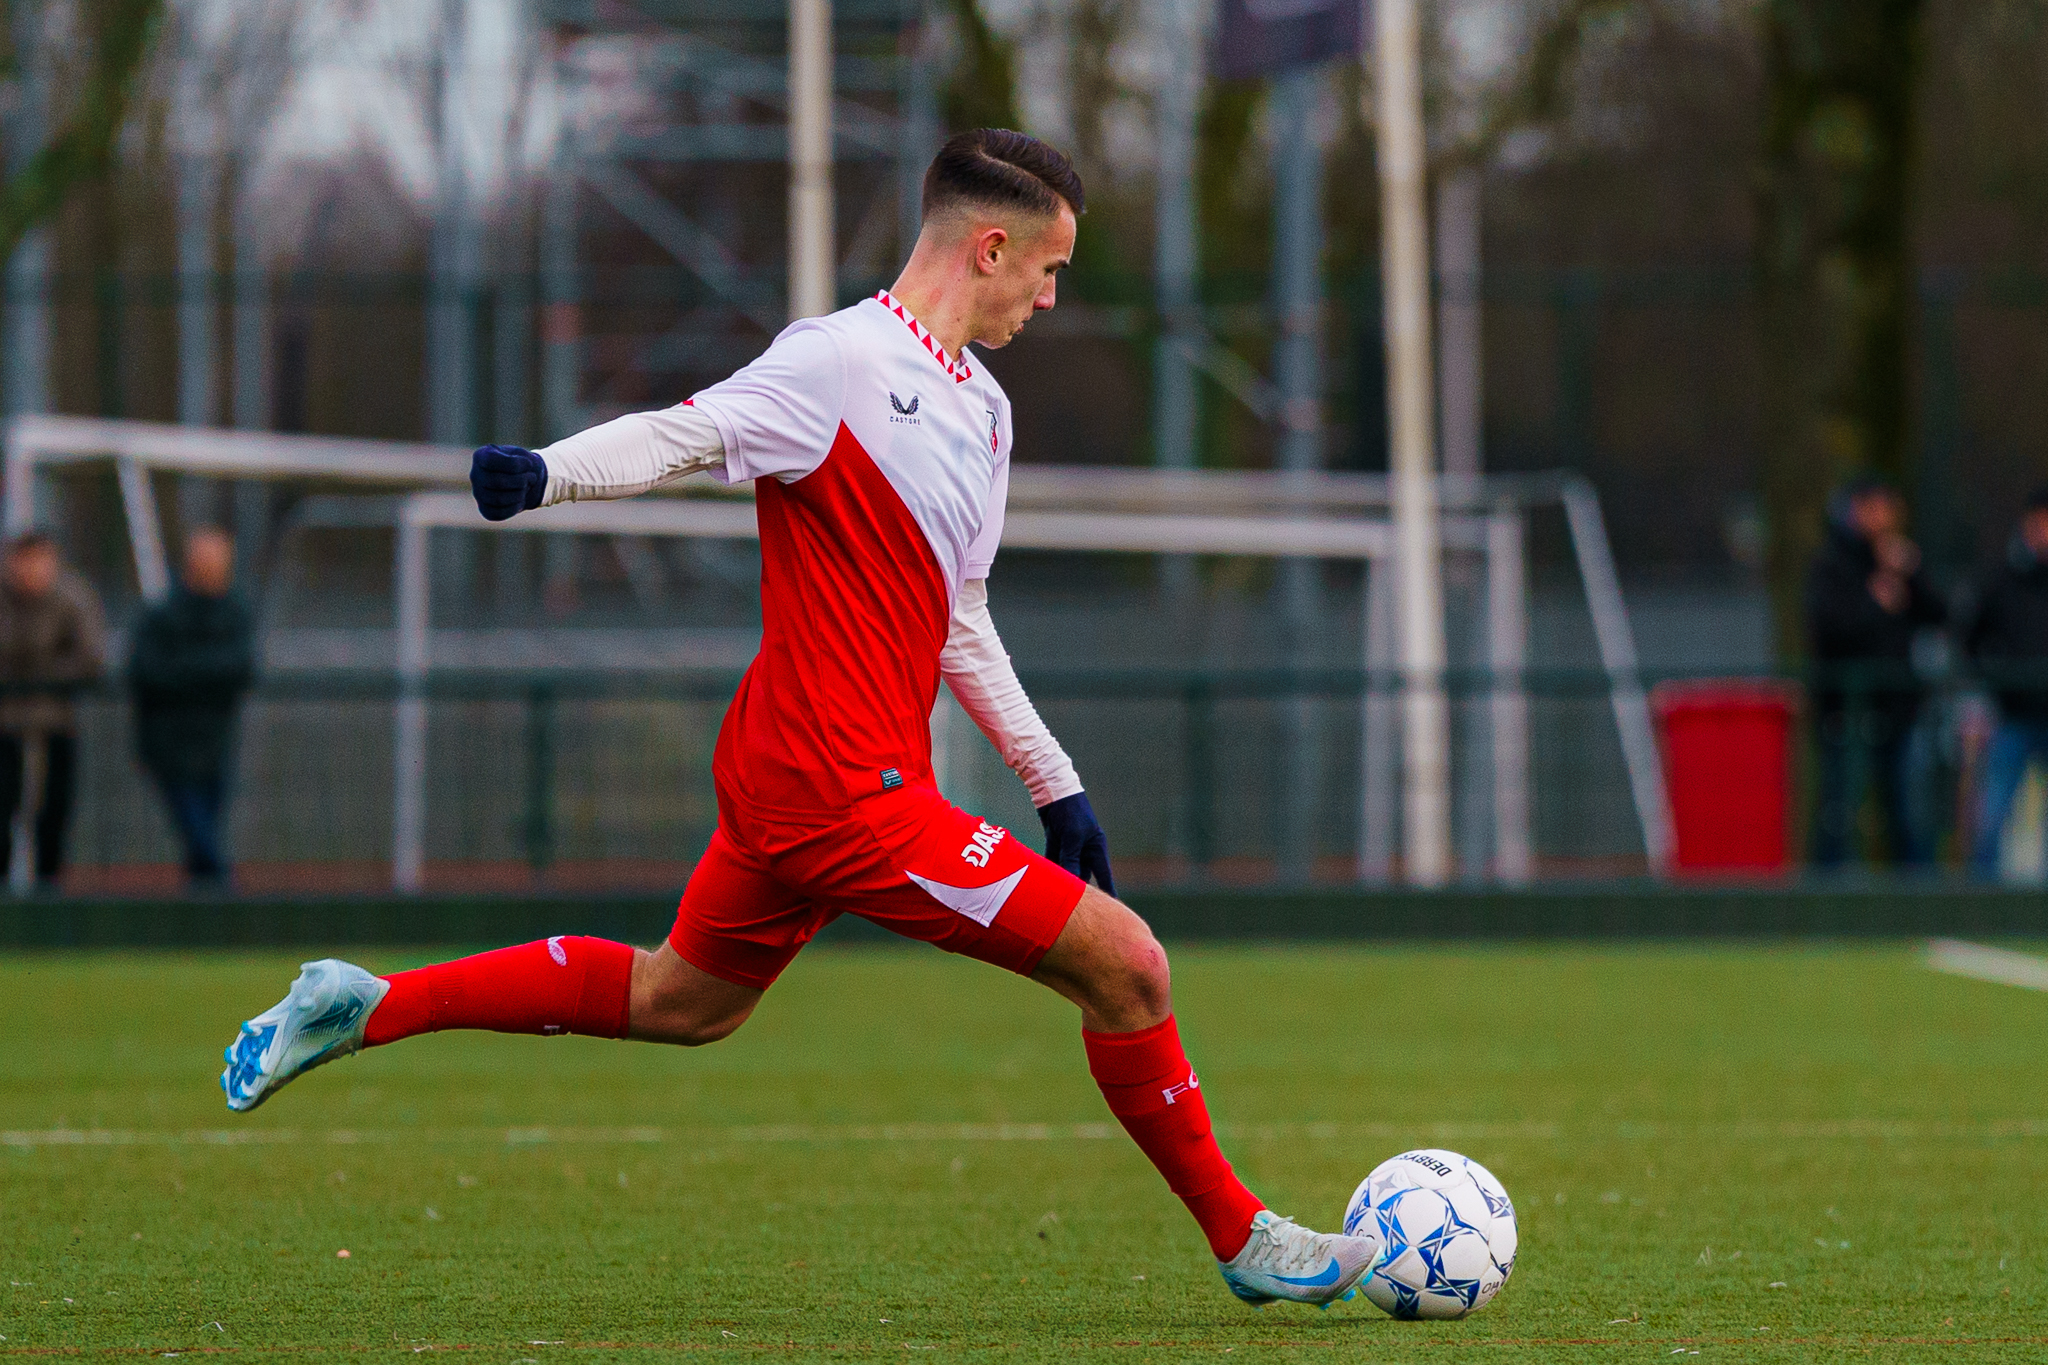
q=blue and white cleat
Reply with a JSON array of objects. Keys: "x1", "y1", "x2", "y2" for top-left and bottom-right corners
[
  {"x1": 220, "y1": 959, "x2": 389, "y2": 1112},
  {"x1": 1218, "y1": 1209, "x2": 1382, "y2": 1309}
]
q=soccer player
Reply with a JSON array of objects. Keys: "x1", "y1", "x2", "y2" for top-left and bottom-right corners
[{"x1": 219, "y1": 129, "x2": 1381, "y2": 1308}]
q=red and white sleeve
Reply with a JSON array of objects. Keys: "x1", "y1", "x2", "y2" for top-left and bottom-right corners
[{"x1": 941, "y1": 579, "x2": 1083, "y2": 809}]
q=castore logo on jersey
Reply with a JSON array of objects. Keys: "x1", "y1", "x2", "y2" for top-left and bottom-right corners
[{"x1": 889, "y1": 392, "x2": 921, "y2": 424}]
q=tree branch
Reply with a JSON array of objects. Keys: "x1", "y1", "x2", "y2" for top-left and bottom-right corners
[
  {"x1": 1434, "y1": 0, "x2": 1646, "y2": 175},
  {"x1": 0, "y1": 0, "x2": 167, "y2": 265}
]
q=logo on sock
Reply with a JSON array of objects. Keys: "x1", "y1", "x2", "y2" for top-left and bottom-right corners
[
  {"x1": 547, "y1": 937, "x2": 568, "y2": 966},
  {"x1": 1162, "y1": 1069, "x2": 1200, "y2": 1105}
]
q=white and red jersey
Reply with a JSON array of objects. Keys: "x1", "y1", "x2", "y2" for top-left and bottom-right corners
[{"x1": 685, "y1": 291, "x2": 1015, "y2": 815}]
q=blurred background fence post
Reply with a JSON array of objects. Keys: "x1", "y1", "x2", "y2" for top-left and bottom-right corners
[
  {"x1": 1374, "y1": 0, "x2": 1451, "y2": 888},
  {"x1": 1150, "y1": 0, "x2": 1202, "y2": 615},
  {"x1": 3, "y1": 0, "x2": 56, "y2": 464},
  {"x1": 1271, "y1": 64, "x2": 1326, "y2": 884},
  {"x1": 1485, "y1": 502, "x2": 1532, "y2": 884},
  {"x1": 1181, "y1": 671, "x2": 1214, "y2": 878},
  {"x1": 787, "y1": 0, "x2": 836, "y2": 320},
  {"x1": 523, "y1": 680, "x2": 555, "y2": 878}
]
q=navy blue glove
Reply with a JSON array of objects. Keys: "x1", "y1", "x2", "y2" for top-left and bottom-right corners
[
  {"x1": 471, "y1": 444, "x2": 547, "y2": 521},
  {"x1": 1038, "y1": 790, "x2": 1114, "y2": 896}
]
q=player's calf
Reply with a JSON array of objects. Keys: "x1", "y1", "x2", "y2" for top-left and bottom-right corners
[
  {"x1": 628, "y1": 942, "x2": 762, "y2": 1045},
  {"x1": 1029, "y1": 891, "x2": 1267, "y2": 1262},
  {"x1": 221, "y1": 936, "x2": 644, "y2": 1111},
  {"x1": 360, "y1": 936, "x2": 635, "y2": 1044}
]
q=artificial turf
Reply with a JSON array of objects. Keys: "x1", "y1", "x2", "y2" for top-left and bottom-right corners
[{"x1": 1, "y1": 942, "x2": 2043, "y2": 1362}]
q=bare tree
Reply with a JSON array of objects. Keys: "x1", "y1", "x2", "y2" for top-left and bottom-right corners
[
  {"x1": 1757, "y1": 0, "x2": 1927, "y2": 654},
  {"x1": 0, "y1": 0, "x2": 167, "y2": 263},
  {"x1": 1436, "y1": 0, "x2": 1933, "y2": 655}
]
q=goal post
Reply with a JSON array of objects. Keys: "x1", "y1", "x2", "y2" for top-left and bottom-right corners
[
  {"x1": 1, "y1": 414, "x2": 1668, "y2": 890},
  {"x1": 389, "y1": 480, "x2": 1661, "y2": 891}
]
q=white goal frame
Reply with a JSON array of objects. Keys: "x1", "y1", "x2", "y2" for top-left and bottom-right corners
[{"x1": 3, "y1": 414, "x2": 1670, "y2": 891}]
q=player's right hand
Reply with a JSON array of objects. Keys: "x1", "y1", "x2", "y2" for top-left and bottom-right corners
[
  {"x1": 1038, "y1": 790, "x2": 1115, "y2": 896},
  {"x1": 470, "y1": 445, "x2": 548, "y2": 521}
]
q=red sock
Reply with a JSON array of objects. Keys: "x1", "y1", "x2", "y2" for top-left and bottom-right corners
[
  {"x1": 1084, "y1": 1015, "x2": 1265, "y2": 1260},
  {"x1": 362, "y1": 936, "x2": 635, "y2": 1046}
]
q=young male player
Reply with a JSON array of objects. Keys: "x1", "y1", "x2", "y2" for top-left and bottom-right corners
[{"x1": 219, "y1": 129, "x2": 1381, "y2": 1309}]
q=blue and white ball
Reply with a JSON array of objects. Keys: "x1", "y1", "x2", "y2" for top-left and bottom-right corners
[{"x1": 1344, "y1": 1149, "x2": 1517, "y2": 1320}]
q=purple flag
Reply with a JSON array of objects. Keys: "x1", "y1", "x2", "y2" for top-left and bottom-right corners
[{"x1": 1214, "y1": 0, "x2": 1366, "y2": 81}]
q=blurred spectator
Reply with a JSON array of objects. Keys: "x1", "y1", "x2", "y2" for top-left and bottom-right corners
[
  {"x1": 128, "y1": 529, "x2": 257, "y2": 888},
  {"x1": 1805, "y1": 478, "x2": 1946, "y2": 867},
  {"x1": 1963, "y1": 487, "x2": 2048, "y2": 875},
  {"x1": 0, "y1": 532, "x2": 107, "y2": 888}
]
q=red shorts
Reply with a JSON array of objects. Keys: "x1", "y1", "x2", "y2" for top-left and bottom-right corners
[{"x1": 668, "y1": 781, "x2": 1086, "y2": 991}]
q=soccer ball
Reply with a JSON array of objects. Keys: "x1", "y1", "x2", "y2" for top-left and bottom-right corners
[{"x1": 1344, "y1": 1149, "x2": 1517, "y2": 1320}]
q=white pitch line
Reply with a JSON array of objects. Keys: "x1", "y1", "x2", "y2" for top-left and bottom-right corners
[
  {"x1": 7, "y1": 1118, "x2": 2048, "y2": 1149},
  {"x1": 1928, "y1": 938, "x2": 2048, "y2": 993},
  {"x1": 0, "y1": 1121, "x2": 1545, "y2": 1150}
]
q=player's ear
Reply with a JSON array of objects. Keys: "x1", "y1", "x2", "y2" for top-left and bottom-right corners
[{"x1": 973, "y1": 225, "x2": 1009, "y2": 276}]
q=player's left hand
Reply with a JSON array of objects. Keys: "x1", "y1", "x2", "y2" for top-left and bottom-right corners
[{"x1": 1038, "y1": 791, "x2": 1115, "y2": 896}]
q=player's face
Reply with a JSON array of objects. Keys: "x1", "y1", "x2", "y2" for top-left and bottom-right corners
[{"x1": 975, "y1": 206, "x2": 1075, "y2": 349}]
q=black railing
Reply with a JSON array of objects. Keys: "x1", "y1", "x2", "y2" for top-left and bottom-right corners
[{"x1": 6, "y1": 661, "x2": 2043, "y2": 890}]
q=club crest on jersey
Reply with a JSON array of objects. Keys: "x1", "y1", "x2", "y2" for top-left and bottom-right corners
[
  {"x1": 960, "y1": 820, "x2": 1008, "y2": 868},
  {"x1": 986, "y1": 408, "x2": 999, "y2": 453},
  {"x1": 889, "y1": 392, "x2": 921, "y2": 424}
]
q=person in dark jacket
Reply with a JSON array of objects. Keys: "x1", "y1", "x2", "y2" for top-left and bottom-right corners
[
  {"x1": 1964, "y1": 487, "x2": 2048, "y2": 874},
  {"x1": 0, "y1": 532, "x2": 107, "y2": 888},
  {"x1": 1805, "y1": 477, "x2": 1947, "y2": 868},
  {"x1": 129, "y1": 529, "x2": 256, "y2": 886}
]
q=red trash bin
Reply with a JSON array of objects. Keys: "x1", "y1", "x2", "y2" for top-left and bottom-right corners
[{"x1": 1652, "y1": 680, "x2": 1795, "y2": 876}]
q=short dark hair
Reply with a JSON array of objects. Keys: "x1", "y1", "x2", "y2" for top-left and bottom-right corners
[
  {"x1": 7, "y1": 531, "x2": 53, "y2": 557},
  {"x1": 2025, "y1": 485, "x2": 2048, "y2": 514},
  {"x1": 922, "y1": 128, "x2": 1085, "y2": 224}
]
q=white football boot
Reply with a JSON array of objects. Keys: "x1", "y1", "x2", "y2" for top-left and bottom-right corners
[
  {"x1": 220, "y1": 959, "x2": 390, "y2": 1112},
  {"x1": 1217, "y1": 1209, "x2": 1383, "y2": 1309}
]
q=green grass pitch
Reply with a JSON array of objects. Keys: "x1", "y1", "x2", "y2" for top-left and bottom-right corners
[{"x1": 2, "y1": 942, "x2": 2044, "y2": 1362}]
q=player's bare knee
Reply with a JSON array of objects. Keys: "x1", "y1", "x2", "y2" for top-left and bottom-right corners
[
  {"x1": 1113, "y1": 919, "x2": 1172, "y2": 1021},
  {"x1": 1082, "y1": 897, "x2": 1172, "y2": 1027},
  {"x1": 1034, "y1": 888, "x2": 1171, "y2": 1029}
]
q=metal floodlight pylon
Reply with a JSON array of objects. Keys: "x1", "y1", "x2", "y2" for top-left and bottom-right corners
[{"x1": 542, "y1": 0, "x2": 931, "y2": 423}]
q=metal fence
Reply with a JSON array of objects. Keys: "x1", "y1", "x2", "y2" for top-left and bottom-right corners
[{"x1": 33, "y1": 663, "x2": 2041, "y2": 895}]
